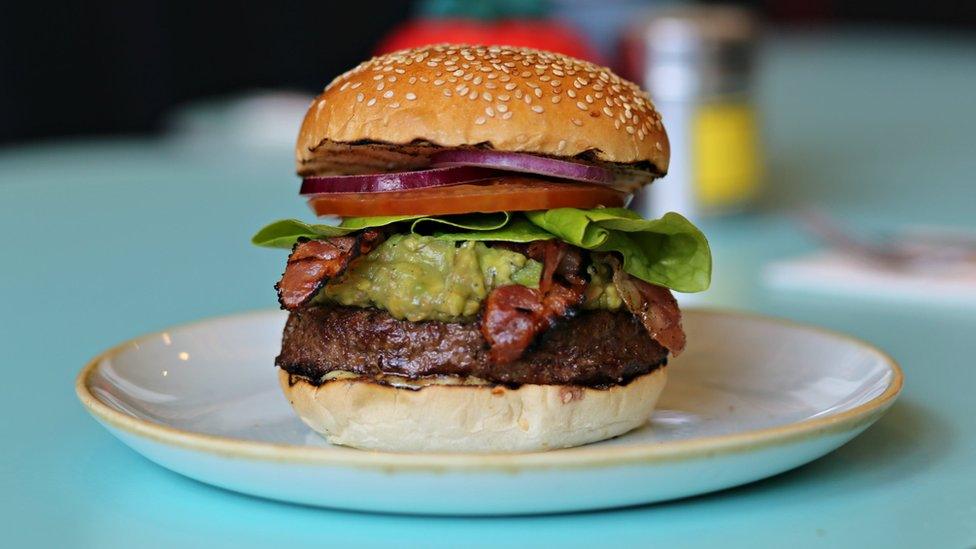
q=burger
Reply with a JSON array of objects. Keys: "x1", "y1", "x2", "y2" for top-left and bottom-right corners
[{"x1": 253, "y1": 45, "x2": 711, "y2": 453}]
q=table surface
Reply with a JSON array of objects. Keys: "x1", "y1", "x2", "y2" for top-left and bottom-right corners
[{"x1": 2, "y1": 30, "x2": 975, "y2": 548}]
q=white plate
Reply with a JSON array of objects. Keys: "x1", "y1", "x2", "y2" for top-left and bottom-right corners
[{"x1": 76, "y1": 309, "x2": 902, "y2": 515}]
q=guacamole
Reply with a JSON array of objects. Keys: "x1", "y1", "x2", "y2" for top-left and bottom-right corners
[{"x1": 319, "y1": 234, "x2": 620, "y2": 321}]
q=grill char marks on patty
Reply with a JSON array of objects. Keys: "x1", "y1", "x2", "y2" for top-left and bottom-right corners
[{"x1": 277, "y1": 306, "x2": 668, "y2": 387}]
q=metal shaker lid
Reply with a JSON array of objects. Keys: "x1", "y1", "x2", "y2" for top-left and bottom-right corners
[{"x1": 625, "y1": 5, "x2": 759, "y2": 100}]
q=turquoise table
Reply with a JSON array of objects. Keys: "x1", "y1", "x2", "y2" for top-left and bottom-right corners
[{"x1": 2, "y1": 31, "x2": 974, "y2": 547}]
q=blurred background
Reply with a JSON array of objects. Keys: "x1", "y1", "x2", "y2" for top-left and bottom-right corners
[
  {"x1": 0, "y1": 0, "x2": 976, "y2": 141},
  {"x1": 3, "y1": 0, "x2": 973, "y2": 144}
]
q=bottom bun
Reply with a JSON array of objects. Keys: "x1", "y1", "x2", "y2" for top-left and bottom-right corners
[{"x1": 278, "y1": 367, "x2": 667, "y2": 453}]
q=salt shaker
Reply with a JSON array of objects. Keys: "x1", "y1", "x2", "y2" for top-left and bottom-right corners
[{"x1": 623, "y1": 5, "x2": 762, "y2": 219}]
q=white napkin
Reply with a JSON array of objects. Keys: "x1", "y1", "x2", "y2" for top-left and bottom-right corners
[{"x1": 764, "y1": 251, "x2": 976, "y2": 306}]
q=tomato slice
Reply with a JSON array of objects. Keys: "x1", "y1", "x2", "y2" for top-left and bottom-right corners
[{"x1": 307, "y1": 178, "x2": 627, "y2": 217}]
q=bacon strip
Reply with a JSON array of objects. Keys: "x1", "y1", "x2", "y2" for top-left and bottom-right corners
[
  {"x1": 276, "y1": 229, "x2": 385, "y2": 310},
  {"x1": 481, "y1": 240, "x2": 587, "y2": 363},
  {"x1": 607, "y1": 258, "x2": 686, "y2": 356}
]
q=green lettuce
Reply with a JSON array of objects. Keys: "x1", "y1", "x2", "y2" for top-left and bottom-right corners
[{"x1": 252, "y1": 208, "x2": 710, "y2": 292}]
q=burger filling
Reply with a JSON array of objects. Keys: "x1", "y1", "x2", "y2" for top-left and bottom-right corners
[
  {"x1": 314, "y1": 233, "x2": 621, "y2": 322},
  {"x1": 256, "y1": 207, "x2": 711, "y2": 387}
]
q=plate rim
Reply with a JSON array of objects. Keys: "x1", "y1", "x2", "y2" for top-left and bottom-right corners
[{"x1": 76, "y1": 308, "x2": 903, "y2": 472}]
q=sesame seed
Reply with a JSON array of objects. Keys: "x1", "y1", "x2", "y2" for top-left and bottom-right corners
[
  {"x1": 532, "y1": 105, "x2": 544, "y2": 113},
  {"x1": 551, "y1": 95, "x2": 561, "y2": 104},
  {"x1": 524, "y1": 94, "x2": 532, "y2": 104},
  {"x1": 655, "y1": 142, "x2": 663, "y2": 151},
  {"x1": 473, "y1": 76, "x2": 483, "y2": 85},
  {"x1": 550, "y1": 80, "x2": 561, "y2": 87},
  {"x1": 534, "y1": 88, "x2": 542, "y2": 98},
  {"x1": 405, "y1": 92, "x2": 417, "y2": 100},
  {"x1": 434, "y1": 79, "x2": 444, "y2": 86},
  {"x1": 576, "y1": 101, "x2": 587, "y2": 110},
  {"x1": 557, "y1": 139, "x2": 567, "y2": 150},
  {"x1": 504, "y1": 83, "x2": 517, "y2": 90},
  {"x1": 373, "y1": 74, "x2": 383, "y2": 80},
  {"x1": 468, "y1": 90, "x2": 478, "y2": 100},
  {"x1": 339, "y1": 82, "x2": 350, "y2": 91},
  {"x1": 585, "y1": 94, "x2": 594, "y2": 103},
  {"x1": 453, "y1": 69, "x2": 464, "y2": 76},
  {"x1": 486, "y1": 106, "x2": 494, "y2": 117},
  {"x1": 383, "y1": 90, "x2": 394, "y2": 99},
  {"x1": 567, "y1": 89, "x2": 577, "y2": 98},
  {"x1": 485, "y1": 82, "x2": 497, "y2": 89},
  {"x1": 443, "y1": 89, "x2": 452, "y2": 97},
  {"x1": 475, "y1": 117, "x2": 486, "y2": 125},
  {"x1": 356, "y1": 93, "x2": 364, "y2": 102},
  {"x1": 496, "y1": 103, "x2": 508, "y2": 113},
  {"x1": 387, "y1": 75, "x2": 396, "y2": 82},
  {"x1": 572, "y1": 118, "x2": 583, "y2": 126},
  {"x1": 350, "y1": 82, "x2": 362, "y2": 89},
  {"x1": 482, "y1": 92, "x2": 492, "y2": 101},
  {"x1": 376, "y1": 82, "x2": 385, "y2": 91},
  {"x1": 603, "y1": 107, "x2": 613, "y2": 117},
  {"x1": 502, "y1": 111, "x2": 513, "y2": 120},
  {"x1": 614, "y1": 120, "x2": 621, "y2": 130},
  {"x1": 367, "y1": 98, "x2": 376, "y2": 106},
  {"x1": 626, "y1": 126, "x2": 635, "y2": 134}
]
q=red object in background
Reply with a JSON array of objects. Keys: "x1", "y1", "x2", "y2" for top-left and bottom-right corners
[{"x1": 375, "y1": 19, "x2": 600, "y2": 63}]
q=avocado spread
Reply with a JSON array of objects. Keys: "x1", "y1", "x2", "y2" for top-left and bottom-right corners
[{"x1": 319, "y1": 234, "x2": 620, "y2": 321}]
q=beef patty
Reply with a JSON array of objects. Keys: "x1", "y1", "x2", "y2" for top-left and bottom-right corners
[{"x1": 277, "y1": 305, "x2": 668, "y2": 387}]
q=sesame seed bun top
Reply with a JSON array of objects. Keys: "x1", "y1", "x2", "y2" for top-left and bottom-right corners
[{"x1": 296, "y1": 45, "x2": 670, "y2": 178}]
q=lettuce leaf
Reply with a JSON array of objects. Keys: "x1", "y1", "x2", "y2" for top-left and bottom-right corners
[
  {"x1": 252, "y1": 208, "x2": 710, "y2": 292},
  {"x1": 525, "y1": 208, "x2": 710, "y2": 292}
]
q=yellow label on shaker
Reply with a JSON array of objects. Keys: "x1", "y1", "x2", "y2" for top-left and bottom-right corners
[{"x1": 692, "y1": 102, "x2": 761, "y2": 210}]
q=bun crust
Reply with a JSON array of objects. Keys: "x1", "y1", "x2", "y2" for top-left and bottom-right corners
[
  {"x1": 279, "y1": 368, "x2": 667, "y2": 453},
  {"x1": 297, "y1": 45, "x2": 669, "y2": 176}
]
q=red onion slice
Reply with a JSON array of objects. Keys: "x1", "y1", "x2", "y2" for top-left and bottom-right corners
[
  {"x1": 430, "y1": 150, "x2": 615, "y2": 186},
  {"x1": 300, "y1": 166, "x2": 500, "y2": 195}
]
